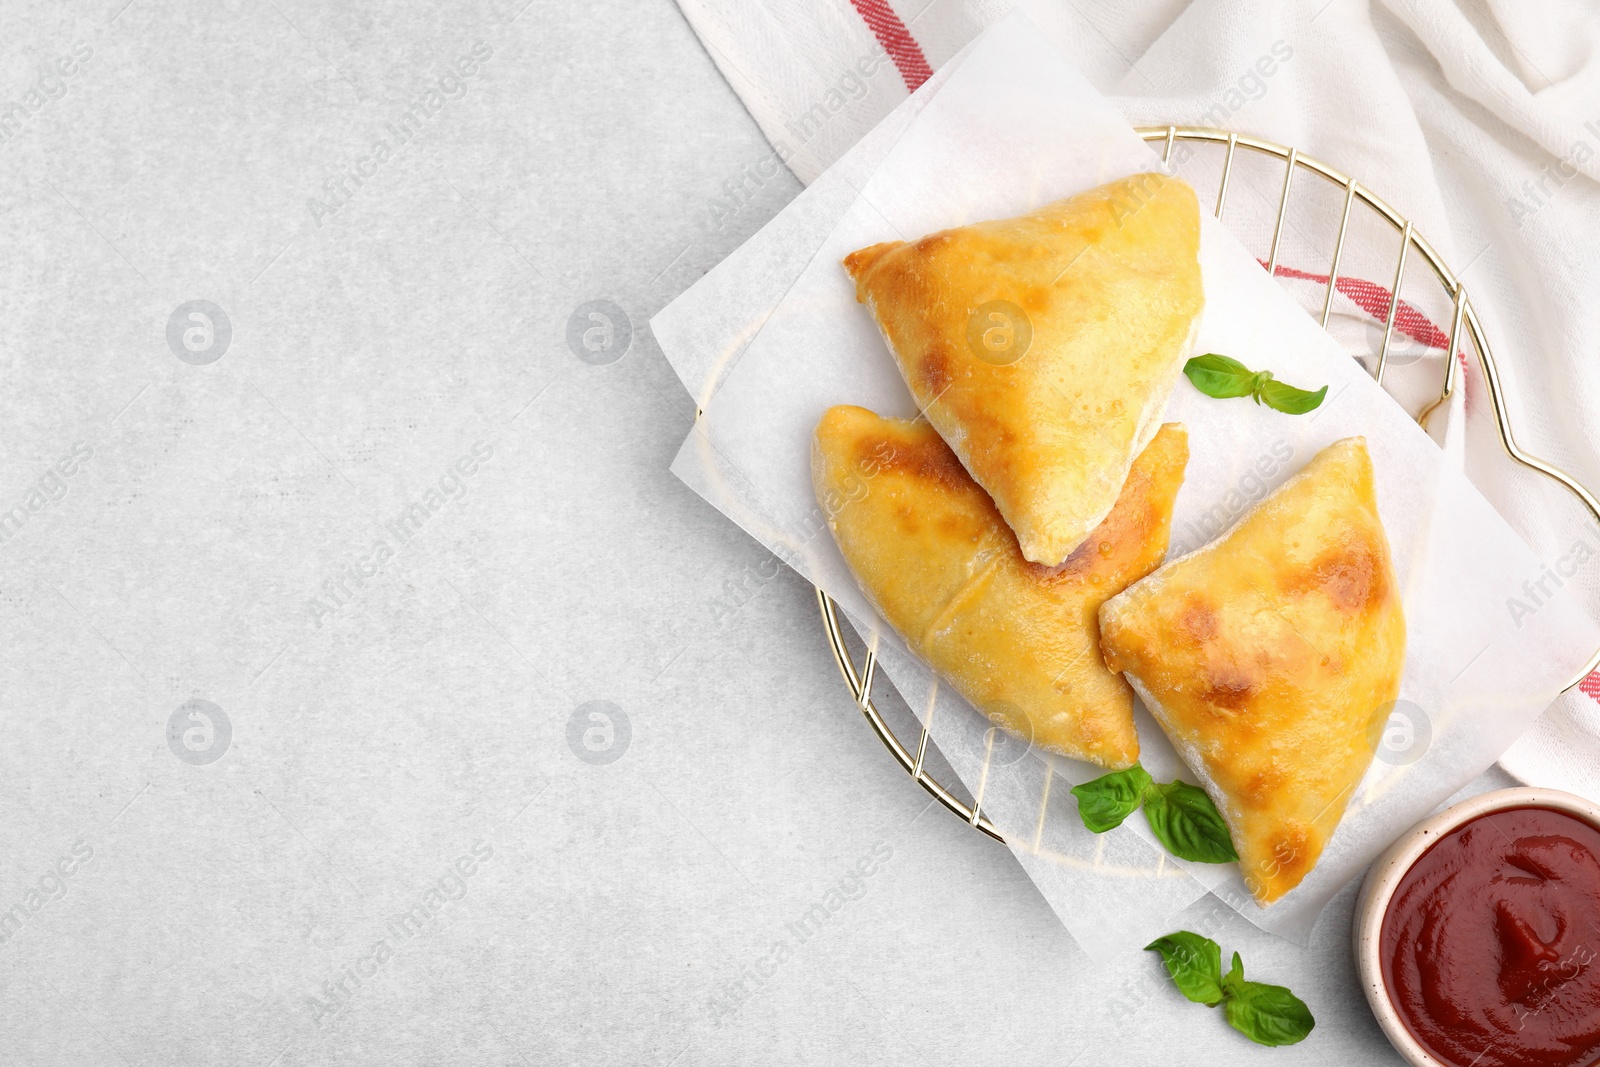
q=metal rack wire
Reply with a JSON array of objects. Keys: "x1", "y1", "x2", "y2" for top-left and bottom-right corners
[{"x1": 817, "y1": 126, "x2": 1600, "y2": 845}]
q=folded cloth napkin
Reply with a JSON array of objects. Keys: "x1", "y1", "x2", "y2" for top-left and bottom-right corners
[{"x1": 672, "y1": 0, "x2": 1600, "y2": 798}]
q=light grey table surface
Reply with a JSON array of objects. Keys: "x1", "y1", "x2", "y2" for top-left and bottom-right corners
[{"x1": 0, "y1": 1, "x2": 1511, "y2": 1063}]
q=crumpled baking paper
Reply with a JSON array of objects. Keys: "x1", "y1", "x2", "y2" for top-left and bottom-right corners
[{"x1": 651, "y1": 10, "x2": 1600, "y2": 954}]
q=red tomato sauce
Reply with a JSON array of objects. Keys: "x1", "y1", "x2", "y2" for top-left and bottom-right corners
[{"x1": 1380, "y1": 807, "x2": 1600, "y2": 1067}]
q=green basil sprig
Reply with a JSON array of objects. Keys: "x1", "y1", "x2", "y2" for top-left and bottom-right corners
[
  {"x1": 1147, "y1": 933, "x2": 1315, "y2": 1047},
  {"x1": 1069, "y1": 764, "x2": 1238, "y2": 863},
  {"x1": 1183, "y1": 354, "x2": 1327, "y2": 414}
]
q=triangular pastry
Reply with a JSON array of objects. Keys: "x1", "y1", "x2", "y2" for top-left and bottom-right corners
[
  {"x1": 844, "y1": 173, "x2": 1204, "y2": 566},
  {"x1": 1098, "y1": 437, "x2": 1406, "y2": 905},
  {"x1": 813, "y1": 404, "x2": 1189, "y2": 769}
]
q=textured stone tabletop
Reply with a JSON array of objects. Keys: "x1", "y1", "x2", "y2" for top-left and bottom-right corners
[{"x1": 0, "y1": 1, "x2": 1499, "y2": 1063}]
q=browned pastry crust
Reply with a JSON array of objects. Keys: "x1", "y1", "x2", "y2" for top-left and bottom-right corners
[
  {"x1": 844, "y1": 173, "x2": 1204, "y2": 566},
  {"x1": 814, "y1": 404, "x2": 1189, "y2": 769},
  {"x1": 1099, "y1": 437, "x2": 1406, "y2": 905}
]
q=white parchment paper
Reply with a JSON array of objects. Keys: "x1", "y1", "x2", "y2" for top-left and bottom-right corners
[{"x1": 652, "y1": 10, "x2": 1600, "y2": 953}]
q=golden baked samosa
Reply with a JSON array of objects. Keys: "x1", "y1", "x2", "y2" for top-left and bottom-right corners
[
  {"x1": 813, "y1": 404, "x2": 1189, "y2": 769},
  {"x1": 1098, "y1": 438, "x2": 1406, "y2": 905},
  {"x1": 843, "y1": 173, "x2": 1204, "y2": 567}
]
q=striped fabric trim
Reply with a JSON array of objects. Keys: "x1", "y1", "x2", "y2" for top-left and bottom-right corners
[{"x1": 847, "y1": 0, "x2": 933, "y2": 92}]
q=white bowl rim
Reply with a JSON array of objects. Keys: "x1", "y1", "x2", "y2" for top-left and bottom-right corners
[{"x1": 1352, "y1": 786, "x2": 1600, "y2": 1067}]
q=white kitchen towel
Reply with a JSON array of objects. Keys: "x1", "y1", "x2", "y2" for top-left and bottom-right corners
[{"x1": 672, "y1": 0, "x2": 1600, "y2": 799}]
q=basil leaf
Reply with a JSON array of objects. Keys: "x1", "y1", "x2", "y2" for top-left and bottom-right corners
[
  {"x1": 1070, "y1": 764, "x2": 1154, "y2": 832},
  {"x1": 1145, "y1": 931, "x2": 1224, "y2": 1006},
  {"x1": 1187, "y1": 352, "x2": 1251, "y2": 376},
  {"x1": 1143, "y1": 781, "x2": 1239, "y2": 863},
  {"x1": 1223, "y1": 950, "x2": 1244, "y2": 993},
  {"x1": 1224, "y1": 978, "x2": 1316, "y2": 1046},
  {"x1": 1182, "y1": 354, "x2": 1257, "y2": 399},
  {"x1": 1183, "y1": 354, "x2": 1327, "y2": 415},
  {"x1": 1257, "y1": 378, "x2": 1328, "y2": 414}
]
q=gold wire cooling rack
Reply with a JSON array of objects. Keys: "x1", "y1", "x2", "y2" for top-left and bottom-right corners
[{"x1": 817, "y1": 125, "x2": 1600, "y2": 844}]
